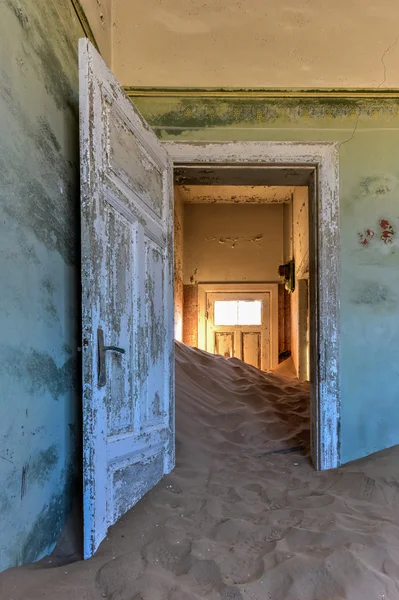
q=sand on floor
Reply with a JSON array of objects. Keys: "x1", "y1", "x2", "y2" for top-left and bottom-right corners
[{"x1": 2, "y1": 341, "x2": 399, "y2": 600}]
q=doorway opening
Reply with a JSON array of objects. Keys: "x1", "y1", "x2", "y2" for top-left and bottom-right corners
[
  {"x1": 204, "y1": 289, "x2": 273, "y2": 370},
  {"x1": 167, "y1": 143, "x2": 340, "y2": 472},
  {"x1": 199, "y1": 284, "x2": 279, "y2": 371},
  {"x1": 79, "y1": 40, "x2": 340, "y2": 562}
]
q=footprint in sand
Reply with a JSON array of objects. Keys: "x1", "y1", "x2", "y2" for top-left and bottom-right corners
[
  {"x1": 188, "y1": 558, "x2": 224, "y2": 592},
  {"x1": 220, "y1": 586, "x2": 244, "y2": 599},
  {"x1": 143, "y1": 538, "x2": 192, "y2": 576},
  {"x1": 96, "y1": 552, "x2": 144, "y2": 599}
]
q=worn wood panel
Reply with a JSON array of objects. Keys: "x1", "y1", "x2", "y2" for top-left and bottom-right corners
[
  {"x1": 205, "y1": 288, "x2": 274, "y2": 371},
  {"x1": 215, "y1": 332, "x2": 234, "y2": 358},
  {"x1": 106, "y1": 104, "x2": 164, "y2": 219},
  {"x1": 79, "y1": 39, "x2": 174, "y2": 559},
  {"x1": 103, "y1": 204, "x2": 135, "y2": 436},
  {"x1": 242, "y1": 332, "x2": 261, "y2": 369}
]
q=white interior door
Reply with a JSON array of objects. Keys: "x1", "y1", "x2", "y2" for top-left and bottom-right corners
[
  {"x1": 79, "y1": 39, "x2": 174, "y2": 559},
  {"x1": 206, "y1": 292, "x2": 271, "y2": 370}
]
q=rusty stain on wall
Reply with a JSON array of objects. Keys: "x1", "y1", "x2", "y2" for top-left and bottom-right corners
[
  {"x1": 380, "y1": 219, "x2": 395, "y2": 243},
  {"x1": 358, "y1": 228, "x2": 375, "y2": 246},
  {"x1": 358, "y1": 219, "x2": 396, "y2": 246}
]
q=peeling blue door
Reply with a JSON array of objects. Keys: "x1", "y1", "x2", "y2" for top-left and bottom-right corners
[{"x1": 79, "y1": 39, "x2": 175, "y2": 559}]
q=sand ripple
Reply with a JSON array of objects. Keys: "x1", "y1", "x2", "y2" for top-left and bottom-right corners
[{"x1": 1, "y1": 342, "x2": 399, "y2": 599}]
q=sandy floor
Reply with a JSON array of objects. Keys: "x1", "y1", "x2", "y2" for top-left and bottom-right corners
[{"x1": 2, "y1": 342, "x2": 399, "y2": 599}]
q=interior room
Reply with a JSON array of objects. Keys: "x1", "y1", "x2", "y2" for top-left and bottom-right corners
[
  {"x1": 173, "y1": 167, "x2": 310, "y2": 381},
  {"x1": 3, "y1": 1, "x2": 399, "y2": 597}
]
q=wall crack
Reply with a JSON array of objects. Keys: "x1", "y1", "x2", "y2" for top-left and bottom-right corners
[
  {"x1": 339, "y1": 112, "x2": 360, "y2": 148},
  {"x1": 378, "y1": 31, "x2": 399, "y2": 88}
]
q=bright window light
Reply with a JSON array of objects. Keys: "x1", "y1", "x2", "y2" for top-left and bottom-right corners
[
  {"x1": 238, "y1": 300, "x2": 262, "y2": 325},
  {"x1": 214, "y1": 300, "x2": 262, "y2": 326}
]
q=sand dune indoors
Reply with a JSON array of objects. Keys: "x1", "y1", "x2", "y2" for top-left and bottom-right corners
[{"x1": 1, "y1": 342, "x2": 399, "y2": 599}]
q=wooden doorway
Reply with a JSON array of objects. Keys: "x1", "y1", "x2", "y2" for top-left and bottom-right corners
[
  {"x1": 198, "y1": 283, "x2": 279, "y2": 371},
  {"x1": 166, "y1": 143, "x2": 340, "y2": 471}
]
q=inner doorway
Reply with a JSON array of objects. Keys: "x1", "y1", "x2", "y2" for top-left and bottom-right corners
[
  {"x1": 168, "y1": 153, "x2": 340, "y2": 473},
  {"x1": 207, "y1": 292, "x2": 269, "y2": 369},
  {"x1": 199, "y1": 284, "x2": 279, "y2": 371},
  {"x1": 173, "y1": 168, "x2": 310, "y2": 380}
]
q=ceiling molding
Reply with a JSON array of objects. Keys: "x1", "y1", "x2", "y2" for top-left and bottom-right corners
[
  {"x1": 125, "y1": 87, "x2": 399, "y2": 99},
  {"x1": 70, "y1": 0, "x2": 100, "y2": 52}
]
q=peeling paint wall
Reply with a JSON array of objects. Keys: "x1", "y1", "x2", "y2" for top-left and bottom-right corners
[
  {"x1": 174, "y1": 186, "x2": 184, "y2": 341},
  {"x1": 183, "y1": 285, "x2": 199, "y2": 347},
  {"x1": 183, "y1": 203, "x2": 284, "y2": 284},
  {"x1": 113, "y1": 0, "x2": 399, "y2": 88},
  {"x1": 0, "y1": 0, "x2": 82, "y2": 571},
  {"x1": 291, "y1": 188, "x2": 309, "y2": 380},
  {"x1": 293, "y1": 188, "x2": 309, "y2": 280},
  {"x1": 132, "y1": 95, "x2": 399, "y2": 465},
  {"x1": 79, "y1": 0, "x2": 112, "y2": 65}
]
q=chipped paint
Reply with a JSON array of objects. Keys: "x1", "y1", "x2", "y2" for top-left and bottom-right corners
[
  {"x1": 358, "y1": 219, "x2": 396, "y2": 247},
  {"x1": 380, "y1": 219, "x2": 395, "y2": 243},
  {"x1": 80, "y1": 40, "x2": 174, "y2": 559},
  {"x1": 358, "y1": 228, "x2": 375, "y2": 246}
]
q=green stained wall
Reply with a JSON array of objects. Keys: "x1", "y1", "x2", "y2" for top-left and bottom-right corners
[
  {"x1": 131, "y1": 94, "x2": 399, "y2": 465},
  {"x1": 0, "y1": 0, "x2": 83, "y2": 570}
]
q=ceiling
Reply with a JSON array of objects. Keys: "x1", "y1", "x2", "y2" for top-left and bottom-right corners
[
  {"x1": 177, "y1": 185, "x2": 295, "y2": 204},
  {"x1": 80, "y1": 0, "x2": 399, "y2": 89},
  {"x1": 111, "y1": 0, "x2": 399, "y2": 88}
]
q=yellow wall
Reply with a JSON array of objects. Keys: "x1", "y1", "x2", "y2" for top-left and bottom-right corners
[
  {"x1": 291, "y1": 188, "x2": 309, "y2": 380},
  {"x1": 174, "y1": 186, "x2": 184, "y2": 341},
  {"x1": 79, "y1": 0, "x2": 112, "y2": 65},
  {"x1": 112, "y1": 0, "x2": 399, "y2": 88},
  {"x1": 184, "y1": 203, "x2": 284, "y2": 284}
]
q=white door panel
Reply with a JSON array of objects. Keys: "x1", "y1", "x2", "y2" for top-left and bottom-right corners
[
  {"x1": 206, "y1": 291, "x2": 271, "y2": 371},
  {"x1": 79, "y1": 39, "x2": 174, "y2": 559}
]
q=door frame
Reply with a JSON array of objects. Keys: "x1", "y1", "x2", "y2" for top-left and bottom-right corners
[
  {"x1": 198, "y1": 283, "x2": 279, "y2": 369},
  {"x1": 164, "y1": 141, "x2": 340, "y2": 471}
]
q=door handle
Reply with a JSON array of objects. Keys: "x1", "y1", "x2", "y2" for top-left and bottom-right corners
[{"x1": 98, "y1": 327, "x2": 125, "y2": 387}]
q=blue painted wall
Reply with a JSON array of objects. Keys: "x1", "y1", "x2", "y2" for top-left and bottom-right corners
[
  {"x1": 0, "y1": 0, "x2": 83, "y2": 570},
  {"x1": 132, "y1": 95, "x2": 399, "y2": 465}
]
